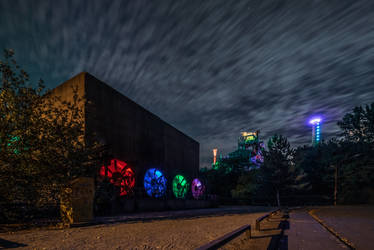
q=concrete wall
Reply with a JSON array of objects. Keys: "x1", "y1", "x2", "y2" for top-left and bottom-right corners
[
  {"x1": 51, "y1": 72, "x2": 199, "y2": 197},
  {"x1": 47, "y1": 72, "x2": 86, "y2": 118},
  {"x1": 109, "y1": 199, "x2": 215, "y2": 213},
  {"x1": 84, "y1": 73, "x2": 199, "y2": 190}
]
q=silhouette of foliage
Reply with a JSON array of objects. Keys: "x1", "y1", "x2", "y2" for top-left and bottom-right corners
[{"x1": 0, "y1": 49, "x2": 107, "y2": 222}]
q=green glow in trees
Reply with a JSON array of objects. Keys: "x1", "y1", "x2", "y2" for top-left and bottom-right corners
[
  {"x1": 0, "y1": 49, "x2": 106, "y2": 222},
  {"x1": 0, "y1": 135, "x2": 18, "y2": 154},
  {"x1": 172, "y1": 175, "x2": 189, "y2": 199}
]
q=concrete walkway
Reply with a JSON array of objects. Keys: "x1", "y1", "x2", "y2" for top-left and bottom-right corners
[
  {"x1": 313, "y1": 206, "x2": 374, "y2": 250},
  {"x1": 285, "y1": 210, "x2": 348, "y2": 250}
]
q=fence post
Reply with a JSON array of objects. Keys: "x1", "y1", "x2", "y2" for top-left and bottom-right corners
[
  {"x1": 256, "y1": 220, "x2": 260, "y2": 231},
  {"x1": 246, "y1": 226, "x2": 251, "y2": 239}
]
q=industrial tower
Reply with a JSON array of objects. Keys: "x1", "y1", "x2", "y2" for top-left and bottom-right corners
[{"x1": 309, "y1": 118, "x2": 322, "y2": 146}]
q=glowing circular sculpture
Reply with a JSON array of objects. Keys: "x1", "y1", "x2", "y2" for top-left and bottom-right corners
[
  {"x1": 144, "y1": 168, "x2": 167, "y2": 198},
  {"x1": 172, "y1": 175, "x2": 189, "y2": 199},
  {"x1": 99, "y1": 159, "x2": 135, "y2": 196},
  {"x1": 191, "y1": 178, "x2": 205, "y2": 199}
]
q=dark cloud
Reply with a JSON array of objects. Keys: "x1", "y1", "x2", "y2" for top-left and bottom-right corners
[{"x1": 1, "y1": 0, "x2": 374, "y2": 167}]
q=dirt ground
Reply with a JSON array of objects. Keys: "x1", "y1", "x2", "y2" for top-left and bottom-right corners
[
  {"x1": 4, "y1": 206, "x2": 370, "y2": 250},
  {"x1": 0, "y1": 208, "x2": 273, "y2": 250},
  {"x1": 313, "y1": 205, "x2": 374, "y2": 250}
]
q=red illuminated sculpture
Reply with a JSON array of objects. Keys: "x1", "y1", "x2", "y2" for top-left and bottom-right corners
[{"x1": 99, "y1": 159, "x2": 135, "y2": 196}]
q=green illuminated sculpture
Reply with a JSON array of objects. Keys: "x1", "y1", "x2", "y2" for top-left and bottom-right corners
[{"x1": 172, "y1": 175, "x2": 189, "y2": 199}]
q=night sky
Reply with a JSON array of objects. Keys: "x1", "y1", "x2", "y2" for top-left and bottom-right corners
[{"x1": 1, "y1": 0, "x2": 374, "y2": 167}]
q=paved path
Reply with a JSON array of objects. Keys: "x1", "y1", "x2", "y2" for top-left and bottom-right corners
[
  {"x1": 314, "y1": 206, "x2": 374, "y2": 250},
  {"x1": 285, "y1": 210, "x2": 348, "y2": 250}
]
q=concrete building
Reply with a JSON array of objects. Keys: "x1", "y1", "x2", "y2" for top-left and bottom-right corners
[{"x1": 50, "y1": 72, "x2": 199, "y2": 197}]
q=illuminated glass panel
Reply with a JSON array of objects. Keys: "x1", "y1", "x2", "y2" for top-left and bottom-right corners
[
  {"x1": 191, "y1": 178, "x2": 205, "y2": 199},
  {"x1": 315, "y1": 122, "x2": 321, "y2": 142},
  {"x1": 99, "y1": 159, "x2": 135, "y2": 196},
  {"x1": 172, "y1": 175, "x2": 189, "y2": 199},
  {"x1": 144, "y1": 168, "x2": 167, "y2": 198},
  {"x1": 241, "y1": 132, "x2": 257, "y2": 144}
]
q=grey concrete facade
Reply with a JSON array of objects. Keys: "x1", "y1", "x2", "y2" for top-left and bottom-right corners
[{"x1": 51, "y1": 72, "x2": 199, "y2": 195}]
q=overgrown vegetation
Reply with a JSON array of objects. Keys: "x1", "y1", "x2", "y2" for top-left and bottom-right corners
[{"x1": 0, "y1": 49, "x2": 106, "y2": 223}]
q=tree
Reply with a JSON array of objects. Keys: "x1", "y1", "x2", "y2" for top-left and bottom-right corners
[
  {"x1": 293, "y1": 140, "x2": 339, "y2": 205},
  {"x1": 337, "y1": 103, "x2": 374, "y2": 143},
  {"x1": 260, "y1": 134, "x2": 294, "y2": 207},
  {"x1": 0, "y1": 49, "x2": 106, "y2": 222},
  {"x1": 231, "y1": 169, "x2": 258, "y2": 202},
  {"x1": 335, "y1": 103, "x2": 374, "y2": 204}
]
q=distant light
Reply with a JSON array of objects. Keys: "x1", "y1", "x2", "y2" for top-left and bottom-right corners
[
  {"x1": 309, "y1": 118, "x2": 322, "y2": 125},
  {"x1": 213, "y1": 148, "x2": 217, "y2": 164}
]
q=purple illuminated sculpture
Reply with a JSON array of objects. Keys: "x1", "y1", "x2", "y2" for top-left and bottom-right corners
[{"x1": 191, "y1": 178, "x2": 205, "y2": 199}]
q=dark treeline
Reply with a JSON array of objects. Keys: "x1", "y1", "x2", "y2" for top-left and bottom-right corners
[{"x1": 201, "y1": 103, "x2": 374, "y2": 206}]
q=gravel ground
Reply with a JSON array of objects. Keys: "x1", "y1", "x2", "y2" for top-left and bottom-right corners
[
  {"x1": 313, "y1": 205, "x2": 374, "y2": 250},
  {"x1": 0, "y1": 208, "x2": 272, "y2": 250}
]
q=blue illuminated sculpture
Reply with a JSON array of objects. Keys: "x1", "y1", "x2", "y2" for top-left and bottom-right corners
[{"x1": 144, "y1": 168, "x2": 167, "y2": 198}]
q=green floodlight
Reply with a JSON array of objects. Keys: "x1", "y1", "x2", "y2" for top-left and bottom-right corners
[
  {"x1": 172, "y1": 175, "x2": 189, "y2": 199},
  {"x1": 0, "y1": 135, "x2": 21, "y2": 154},
  {"x1": 212, "y1": 161, "x2": 219, "y2": 170}
]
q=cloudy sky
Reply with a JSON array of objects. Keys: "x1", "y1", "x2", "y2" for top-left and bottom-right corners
[{"x1": 1, "y1": 0, "x2": 374, "y2": 167}]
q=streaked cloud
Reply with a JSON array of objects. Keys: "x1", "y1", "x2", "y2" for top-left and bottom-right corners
[{"x1": 1, "y1": 0, "x2": 374, "y2": 166}]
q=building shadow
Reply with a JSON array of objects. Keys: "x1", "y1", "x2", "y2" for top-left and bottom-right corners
[
  {"x1": 267, "y1": 213, "x2": 290, "y2": 250},
  {"x1": 0, "y1": 238, "x2": 27, "y2": 248},
  {"x1": 93, "y1": 208, "x2": 276, "y2": 227}
]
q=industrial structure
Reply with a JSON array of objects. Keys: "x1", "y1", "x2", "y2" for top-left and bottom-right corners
[
  {"x1": 213, "y1": 148, "x2": 217, "y2": 165},
  {"x1": 212, "y1": 131, "x2": 264, "y2": 171},
  {"x1": 309, "y1": 117, "x2": 322, "y2": 146},
  {"x1": 50, "y1": 72, "x2": 202, "y2": 212}
]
